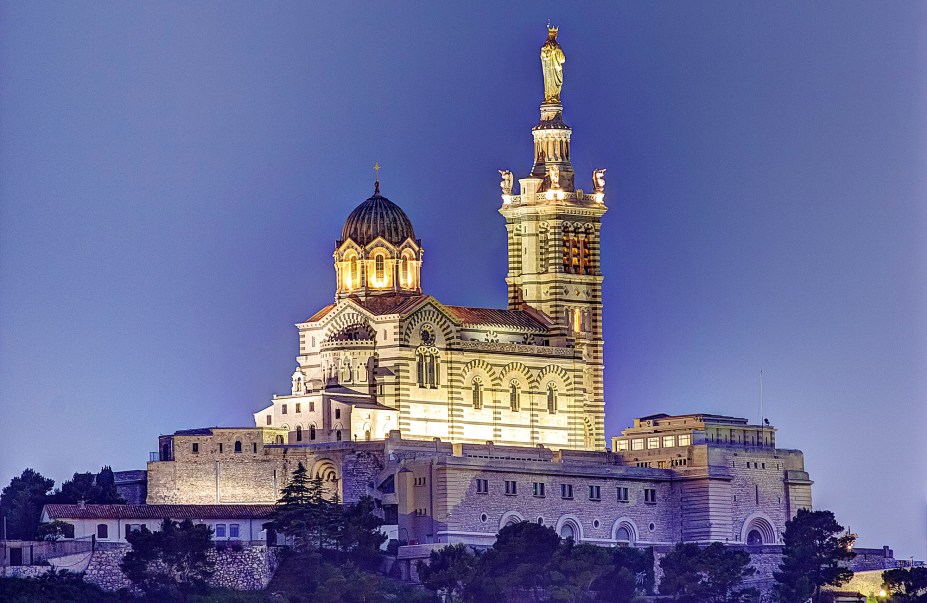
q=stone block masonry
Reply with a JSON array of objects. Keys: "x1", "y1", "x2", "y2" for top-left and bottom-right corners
[{"x1": 82, "y1": 544, "x2": 281, "y2": 592}]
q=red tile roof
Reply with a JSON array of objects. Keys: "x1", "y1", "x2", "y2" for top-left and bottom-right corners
[
  {"x1": 355, "y1": 294, "x2": 429, "y2": 316},
  {"x1": 444, "y1": 306, "x2": 550, "y2": 330},
  {"x1": 43, "y1": 504, "x2": 276, "y2": 520},
  {"x1": 304, "y1": 304, "x2": 335, "y2": 323}
]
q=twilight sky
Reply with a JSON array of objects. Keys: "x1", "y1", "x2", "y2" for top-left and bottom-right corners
[{"x1": 1, "y1": 2, "x2": 925, "y2": 558}]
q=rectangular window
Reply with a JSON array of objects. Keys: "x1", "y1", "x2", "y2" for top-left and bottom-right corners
[
  {"x1": 266, "y1": 414, "x2": 272, "y2": 426},
  {"x1": 475, "y1": 479, "x2": 488, "y2": 494},
  {"x1": 647, "y1": 437, "x2": 660, "y2": 449},
  {"x1": 560, "y1": 484, "x2": 573, "y2": 499},
  {"x1": 662, "y1": 435, "x2": 675, "y2": 448},
  {"x1": 533, "y1": 482, "x2": 546, "y2": 497},
  {"x1": 229, "y1": 524, "x2": 240, "y2": 539},
  {"x1": 504, "y1": 480, "x2": 517, "y2": 495},
  {"x1": 617, "y1": 487, "x2": 629, "y2": 502},
  {"x1": 282, "y1": 404, "x2": 287, "y2": 415},
  {"x1": 678, "y1": 434, "x2": 692, "y2": 447},
  {"x1": 296, "y1": 403, "x2": 301, "y2": 413},
  {"x1": 631, "y1": 439, "x2": 644, "y2": 451},
  {"x1": 192, "y1": 443, "x2": 199, "y2": 454},
  {"x1": 309, "y1": 401, "x2": 315, "y2": 412},
  {"x1": 335, "y1": 408, "x2": 341, "y2": 419},
  {"x1": 252, "y1": 443, "x2": 257, "y2": 453},
  {"x1": 96, "y1": 524, "x2": 108, "y2": 539},
  {"x1": 644, "y1": 488, "x2": 657, "y2": 504},
  {"x1": 616, "y1": 439, "x2": 629, "y2": 451},
  {"x1": 215, "y1": 524, "x2": 226, "y2": 538},
  {"x1": 589, "y1": 485, "x2": 601, "y2": 500},
  {"x1": 414, "y1": 477, "x2": 426, "y2": 486},
  {"x1": 218, "y1": 443, "x2": 223, "y2": 453}
]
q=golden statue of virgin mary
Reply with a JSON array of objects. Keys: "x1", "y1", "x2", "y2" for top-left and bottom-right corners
[{"x1": 540, "y1": 24, "x2": 565, "y2": 103}]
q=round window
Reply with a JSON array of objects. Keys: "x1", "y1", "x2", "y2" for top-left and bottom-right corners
[
  {"x1": 649, "y1": 522, "x2": 655, "y2": 532},
  {"x1": 593, "y1": 519, "x2": 600, "y2": 529},
  {"x1": 480, "y1": 513, "x2": 488, "y2": 523}
]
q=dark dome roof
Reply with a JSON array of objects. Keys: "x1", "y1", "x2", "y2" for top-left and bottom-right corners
[{"x1": 341, "y1": 192, "x2": 416, "y2": 246}]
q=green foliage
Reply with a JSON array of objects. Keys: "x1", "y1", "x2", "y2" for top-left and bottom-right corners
[
  {"x1": 659, "y1": 542, "x2": 757, "y2": 603},
  {"x1": 0, "y1": 570, "x2": 124, "y2": 603},
  {"x1": 882, "y1": 566, "x2": 927, "y2": 602},
  {"x1": 548, "y1": 541, "x2": 614, "y2": 602},
  {"x1": 417, "y1": 544, "x2": 478, "y2": 603},
  {"x1": 54, "y1": 466, "x2": 126, "y2": 505},
  {"x1": 0, "y1": 468, "x2": 55, "y2": 539},
  {"x1": 271, "y1": 464, "x2": 385, "y2": 567},
  {"x1": 266, "y1": 550, "x2": 437, "y2": 603},
  {"x1": 467, "y1": 521, "x2": 563, "y2": 600},
  {"x1": 121, "y1": 518, "x2": 215, "y2": 600},
  {"x1": 774, "y1": 509, "x2": 856, "y2": 603},
  {"x1": 591, "y1": 546, "x2": 655, "y2": 602},
  {"x1": 35, "y1": 519, "x2": 75, "y2": 541}
]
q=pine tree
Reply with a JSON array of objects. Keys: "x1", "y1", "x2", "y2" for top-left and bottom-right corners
[{"x1": 774, "y1": 509, "x2": 856, "y2": 603}]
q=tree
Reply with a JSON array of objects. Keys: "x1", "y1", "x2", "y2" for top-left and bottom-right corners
[
  {"x1": 120, "y1": 518, "x2": 215, "y2": 600},
  {"x1": 272, "y1": 463, "x2": 327, "y2": 552},
  {"x1": 548, "y1": 541, "x2": 614, "y2": 602},
  {"x1": 418, "y1": 543, "x2": 478, "y2": 603},
  {"x1": 35, "y1": 520, "x2": 75, "y2": 541},
  {"x1": 54, "y1": 467, "x2": 125, "y2": 505},
  {"x1": 774, "y1": 509, "x2": 856, "y2": 603},
  {"x1": 339, "y1": 495, "x2": 387, "y2": 567},
  {"x1": 0, "y1": 469, "x2": 55, "y2": 539},
  {"x1": 590, "y1": 546, "x2": 655, "y2": 601},
  {"x1": 882, "y1": 566, "x2": 927, "y2": 602},
  {"x1": 659, "y1": 542, "x2": 757, "y2": 603},
  {"x1": 468, "y1": 521, "x2": 563, "y2": 602}
]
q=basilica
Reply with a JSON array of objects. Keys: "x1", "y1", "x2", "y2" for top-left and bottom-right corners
[{"x1": 90, "y1": 29, "x2": 814, "y2": 590}]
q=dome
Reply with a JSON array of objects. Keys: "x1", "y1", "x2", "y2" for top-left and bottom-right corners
[{"x1": 341, "y1": 192, "x2": 416, "y2": 247}]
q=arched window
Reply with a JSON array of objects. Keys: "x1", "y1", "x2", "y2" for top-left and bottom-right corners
[
  {"x1": 509, "y1": 381, "x2": 520, "y2": 412},
  {"x1": 349, "y1": 256, "x2": 359, "y2": 288},
  {"x1": 365, "y1": 429, "x2": 371, "y2": 441},
  {"x1": 615, "y1": 526, "x2": 632, "y2": 546},
  {"x1": 234, "y1": 440, "x2": 242, "y2": 453},
  {"x1": 336, "y1": 430, "x2": 342, "y2": 441},
  {"x1": 275, "y1": 435, "x2": 284, "y2": 444},
  {"x1": 309, "y1": 424, "x2": 316, "y2": 440},
  {"x1": 547, "y1": 383, "x2": 557, "y2": 414},
  {"x1": 747, "y1": 529, "x2": 763, "y2": 546},
  {"x1": 296, "y1": 426, "x2": 302, "y2": 442},
  {"x1": 417, "y1": 350, "x2": 438, "y2": 388},
  {"x1": 375, "y1": 255, "x2": 385, "y2": 282},
  {"x1": 472, "y1": 378, "x2": 483, "y2": 410},
  {"x1": 559, "y1": 523, "x2": 574, "y2": 540}
]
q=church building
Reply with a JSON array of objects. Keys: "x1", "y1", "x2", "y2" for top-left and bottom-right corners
[{"x1": 138, "y1": 28, "x2": 812, "y2": 578}]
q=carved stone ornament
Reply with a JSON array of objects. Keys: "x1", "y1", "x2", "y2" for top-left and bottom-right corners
[
  {"x1": 498, "y1": 169, "x2": 514, "y2": 195},
  {"x1": 592, "y1": 168, "x2": 606, "y2": 193}
]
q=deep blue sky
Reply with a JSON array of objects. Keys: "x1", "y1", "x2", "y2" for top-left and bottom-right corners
[{"x1": 1, "y1": 2, "x2": 924, "y2": 558}]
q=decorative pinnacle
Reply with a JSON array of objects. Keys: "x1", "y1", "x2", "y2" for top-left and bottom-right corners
[{"x1": 373, "y1": 162, "x2": 381, "y2": 194}]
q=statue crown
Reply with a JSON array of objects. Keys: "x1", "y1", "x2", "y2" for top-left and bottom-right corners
[{"x1": 547, "y1": 24, "x2": 559, "y2": 35}]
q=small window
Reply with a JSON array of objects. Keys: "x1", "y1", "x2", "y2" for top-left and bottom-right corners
[
  {"x1": 219, "y1": 443, "x2": 224, "y2": 453},
  {"x1": 644, "y1": 488, "x2": 657, "y2": 504},
  {"x1": 504, "y1": 480, "x2": 517, "y2": 495},
  {"x1": 296, "y1": 426, "x2": 303, "y2": 442},
  {"x1": 192, "y1": 443, "x2": 199, "y2": 454},
  {"x1": 229, "y1": 524, "x2": 240, "y2": 539},
  {"x1": 282, "y1": 404, "x2": 287, "y2": 415},
  {"x1": 335, "y1": 408, "x2": 341, "y2": 420},
  {"x1": 475, "y1": 479, "x2": 488, "y2": 494},
  {"x1": 589, "y1": 485, "x2": 601, "y2": 500},
  {"x1": 215, "y1": 524, "x2": 226, "y2": 538},
  {"x1": 309, "y1": 401, "x2": 315, "y2": 412},
  {"x1": 546, "y1": 383, "x2": 557, "y2": 414},
  {"x1": 336, "y1": 430, "x2": 342, "y2": 441},
  {"x1": 617, "y1": 487, "x2": 629, "y2": 502},
  {"x1": 234, "y1": 441, "x2": 242, "y2": 453},
  {"x1": 509, "y1": 381, "x2": 520, "y2": 412},
  {"x1": 647, "y1": 437, "x2": 660, "y2": 449},
  {"x1": 631, "y1": 439, "x2": 644, "y2": 451},
  {"x1": 471, "y1": 378, "x2": 483, "y2": 410},
  {"x1": 662, "y1": 435, "x2": 675, "y2": 448},
  {"x1": 375, "y1": 254, "x2": 385, "y2": 281},
  {"x1": 97, "y1": 524, "x2": 108, "y2": 539},
  {"x1": 252, "y1": 443, "x2": 257, "y2": 453},
  {"x1": 533, "y1": 482, "x2": 546, "y2": 497},
  {"x1": 678, "y1": 434, "x2": 691, "y2": 446},
  {"x1": 560, "y1": 484, "x2": 573, "y2": 499},
  {"x1": 309, "y1": 425, "x2": 316, "y2": 440},
  {"x1": 616, "y1": 440, "x2": 629, "y2": 451},
  {"x1": 266, "y1": 415, "x2": 272, "y2": 426},
  {"x1": 296, "y1": 403, "x2": 301, "y2": 413}
]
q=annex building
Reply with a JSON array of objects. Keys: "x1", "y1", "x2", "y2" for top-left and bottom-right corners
[{"x1": 60, "y1": 28, "x2": 815, "y2": 565}]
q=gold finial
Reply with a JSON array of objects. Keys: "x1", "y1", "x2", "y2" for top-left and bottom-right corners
[{"x1": 373, "y1": 162, "x2": 381, "y2": 194}]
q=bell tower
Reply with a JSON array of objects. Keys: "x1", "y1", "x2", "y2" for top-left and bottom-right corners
[{"x1": 498, "y1": 26, "x2": 608, "y2": 449}]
